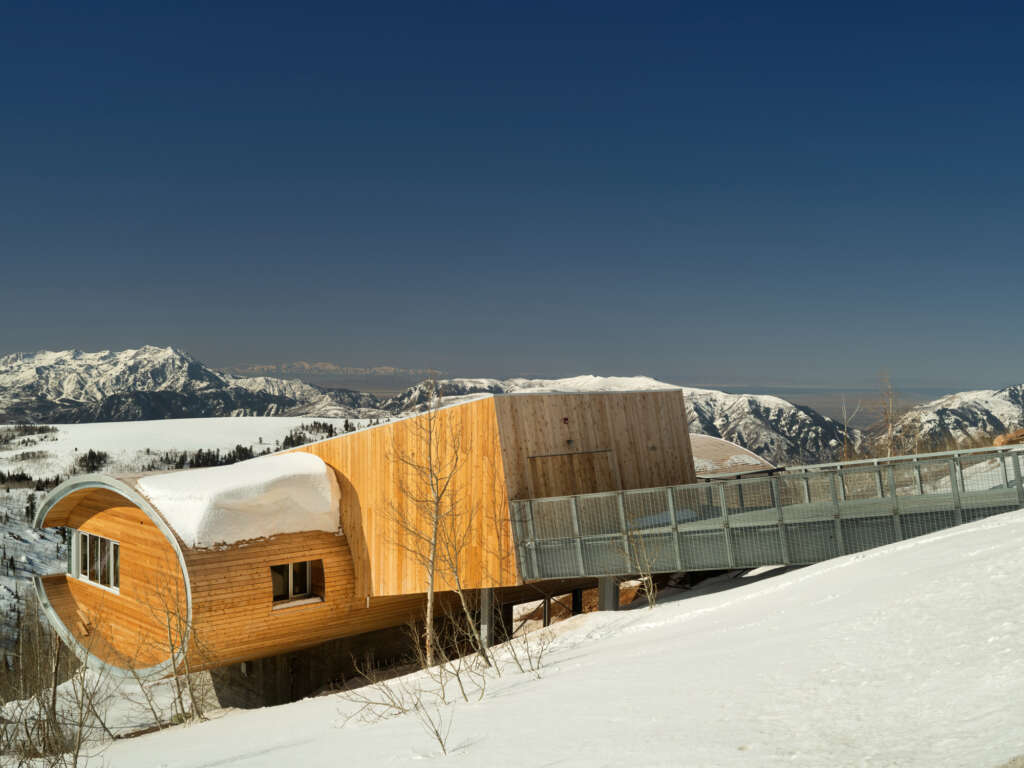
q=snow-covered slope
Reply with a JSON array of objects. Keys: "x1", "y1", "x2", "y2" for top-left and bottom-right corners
[
  {"x1": 97, "y1": 508, "x2": 1024, "y2": 767},
  {"x1": 0, "y1": 416, "x2": 366, "y2": 479},
  {"x1": 893, "y1": 385, "x2": 1024, "y2": 451}
]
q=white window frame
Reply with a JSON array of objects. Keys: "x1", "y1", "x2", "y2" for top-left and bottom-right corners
[{"x1": 68, "y1": 530, "x2": 120, "y2": 595}]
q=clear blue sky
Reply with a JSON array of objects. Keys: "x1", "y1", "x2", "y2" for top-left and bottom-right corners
[{"x1": 2, "y1": 1, "x2": 1022, "y2": 390}]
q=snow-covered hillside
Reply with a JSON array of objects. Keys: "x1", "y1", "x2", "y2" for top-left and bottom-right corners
[
  {"x1": 0, "y1": 416, "x2": 366, "y2": 479},
  {"x1": 893, "y1": 385, "x2": 1024, "y2": 452},
  {"x1": 93, "y1": 508, "x2": 1024, "y2": 767}
]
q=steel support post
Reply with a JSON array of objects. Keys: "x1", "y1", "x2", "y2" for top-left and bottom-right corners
[
  {"x1": 830, "y1": 473, "x2": 845, "y2": 555},
  {"x1": 1012, "y1": 454, "x2": 1024, "y2": 507},
  {"x1": 597, "y1": 576, "x2": 618, "y2": 611},
  {"x1": 479, "y1": 588, "x2": 494, "y2": 648},
  {"x1": 571, "y1": 588, "x2": 583, "y2": 615},
  {"x1": 771, "y1": 476, "x2": 790, "y2": 564},
  {"x1": 666, "y1": 488, "x2": 683, "y2": 570},
  {"x1": 718, "y1": 484, "x2": 736, "y2": 568},
  {"x1": 616, "y1": 493, "x2": 630, "y2": 571},
  {"x1": 914, "y1": 460, "x2": 924, "y2": 495},
  {"x1": 525, "y1": 501, "x2": 540, "y2": 579},
  {"x1": 949, "y1": 459, "x2": 964, "y2": 525},
  {"x1": 569, "y1": 496, "x2": 586, "y2": 577},
  {"x1": 888, "y1": 466, "x2": 903, "y2": 540}
]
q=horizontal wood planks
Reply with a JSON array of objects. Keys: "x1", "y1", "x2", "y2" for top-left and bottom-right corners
[
  {"x1": 292, "y1": 397, "x2": 519, "y2": 598},
  {"x1": 493, "y1": 390, "x2": 697, "y2": 500},
  {"x1": 183, "y1": 530, "x2": 432, "y2": 668}
]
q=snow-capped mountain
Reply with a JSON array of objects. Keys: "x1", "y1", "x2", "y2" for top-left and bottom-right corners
[
  {"x1": 377, "y1": 375, "x2": 859, "y2": 465},
  {"x1": 891, "y1": 385, "x2": 1024, "y2": 452},
  {"x1": 0, "y1": 348, "x2": 860, "y2": 464},
  {"x1": 0, "y1": 347, "x2": 327, "y2": 422}
]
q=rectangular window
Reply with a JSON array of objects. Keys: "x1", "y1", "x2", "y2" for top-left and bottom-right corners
[
  {"x1": 72, "y1": 531, "x2": 120, "y2": 593},
  {"x1": 270, "y1": 560, "x2": 323, "y2": 606}
]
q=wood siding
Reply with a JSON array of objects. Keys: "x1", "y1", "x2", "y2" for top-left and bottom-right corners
[
  {"x1": 493, "y1": 390, "x2": 696, "y2": 500},
  {"x1": 292, "y1": 397, "x2": 519, "y2": 598},
  {"x1": 182, "y1": 530, "x2": 431, "y2": 668},
  {"x1": 40, "y1": 491, "x2": 186, "y2": 669}
]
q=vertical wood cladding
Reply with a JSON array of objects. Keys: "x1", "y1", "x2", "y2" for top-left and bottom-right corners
[
  {"x1": 492, "y1": 390, "x2": 696, "y2": 500},
  {"x1": 292, "y1": 396, "x2": 519, "y2": 598}
]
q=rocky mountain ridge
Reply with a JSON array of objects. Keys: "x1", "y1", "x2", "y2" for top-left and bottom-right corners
[{"x1": 0, "y1": 348, "x2": 864, "y2": 464}]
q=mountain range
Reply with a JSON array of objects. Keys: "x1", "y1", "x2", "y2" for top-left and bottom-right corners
[{"x1": 1, "y1": 346, "x2": 1018, "y2": 465}]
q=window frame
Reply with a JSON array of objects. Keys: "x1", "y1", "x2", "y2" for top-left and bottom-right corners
[
  {"x1": 270, "y1": 559, "x2": 324, "y2": 609},
  {"x1": 67, "y1": 530, "x2": 120, "y2": 595}
]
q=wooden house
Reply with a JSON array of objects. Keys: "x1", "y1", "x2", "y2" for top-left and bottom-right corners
[{"x1": 32, "y1": 389, "x2": 696, "y2": 676}]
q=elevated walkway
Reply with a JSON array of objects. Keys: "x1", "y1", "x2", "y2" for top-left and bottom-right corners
[{"x1": 510, "y1": 446, "x2": 1024, "y2": 580}]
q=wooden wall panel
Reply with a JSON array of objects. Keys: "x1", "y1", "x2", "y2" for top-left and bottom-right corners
[
  {"x1": 42, "y1": 495, "x2": 186, "y2": 669},
  {"x1": 292, "y1": 396, "x2": 519, "y2": 598},
  {"x1": 182, "y1": 530, "x2": 441, "y2": 668},
  {"x1": 494, "y1": 390, "x2": 696, "y2": 500}
]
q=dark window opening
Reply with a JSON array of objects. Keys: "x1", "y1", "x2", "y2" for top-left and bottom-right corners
[{"x1": 270, "y1": 560, "x2": 324, "y2": 605}]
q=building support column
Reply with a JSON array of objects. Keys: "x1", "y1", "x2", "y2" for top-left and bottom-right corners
[
  {"x1": 597, "y1": 576, "x2": 619, "y2": 611},
  {"x1": 479, "y1": 588, "x2": 494, "y2": 647},
  {"x1": 542, "y1": 596, "x2": 551, "y2": 627},
  {"x1": 571, "y1": 588, "x2": 583, "y2": 615}
]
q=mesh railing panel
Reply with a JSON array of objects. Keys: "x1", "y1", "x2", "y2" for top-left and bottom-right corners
[
  {"x1": 509, "y1": 448, "x2": 1024, "y2": 580},
  {"x1": 576, "y1": 494, "x2": 621, "y2": 536}
]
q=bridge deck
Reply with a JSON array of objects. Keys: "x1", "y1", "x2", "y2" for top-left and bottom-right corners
[{"x1": 511, "y1": 448, "x2": 1024, "y2": 580}]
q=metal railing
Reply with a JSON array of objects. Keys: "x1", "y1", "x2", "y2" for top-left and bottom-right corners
[{"x1": 510, "y1": 447, "x2": 1024, "y2": 581}]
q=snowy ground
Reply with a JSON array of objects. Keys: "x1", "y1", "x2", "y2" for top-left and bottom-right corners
[
  {"x1": 0, "y1": 417, "x2": 369, "y2": 479},
  {"x1": 94, "y1": 508, "x2": 1024, "y2": 768}
]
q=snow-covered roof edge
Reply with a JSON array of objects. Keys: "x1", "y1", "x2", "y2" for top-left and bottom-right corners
[{"x1": 134, "y1": 452, "x2": 341, "y2": 549}]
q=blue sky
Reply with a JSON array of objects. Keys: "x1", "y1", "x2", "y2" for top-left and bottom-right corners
[{"x1": 1, "y1": 2, "x2": 1022, "y2": 390}]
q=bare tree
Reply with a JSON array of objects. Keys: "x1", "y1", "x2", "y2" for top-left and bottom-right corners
[
  {"x1": 880, "y1": 373, "x2": 898, "y2": 458},
  {"x1": 839, "y1": 394, "x2": 862, "y2": 462},
  {"x1": 386, "y1": 381, "x2": 467, "y2": 667}
]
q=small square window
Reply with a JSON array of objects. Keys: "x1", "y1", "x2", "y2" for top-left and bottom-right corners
[{"x1": 269, "y1": 560, "x2": 324, "y2": 606}]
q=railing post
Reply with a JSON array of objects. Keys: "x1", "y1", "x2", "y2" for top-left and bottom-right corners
[
  {"x1": 569, "y1": 496, "x2": 586, "y2": 577},
  {"x1": 955, "y1": 452, "x2": 966, "y2": 495},
  {"x1": 873, "y1": 460, "x2": 883, "y2": 497},
  {"x1": 948, "y1": 460, "x2": 964, "y2": 526},
  {"x1": 666, "y1": 488, "x2": 683, "y2": 570},
  {"x1": 717, "y1": 484, "x2": 736, "y2": 568},
  {"x1": 1001, "y1": 453, "x2": 1011, "y2": 489},
  {"x1": 914, "y1": 459, "x2": 924, "y2": 495},
  {"x1": 837, "y1": 470, "x2": 847, "y2": 501},
  {"x1": 830, "y1": 473, "x2": 845, "y2": 555},
  {"x1": 525, "y1": 501, "x2": 541, "y2": 579},
  {"x1": 772, "y1": 476, "x2": 790, "y2": 564},
  {"x1": 1012, "y1": 453, "x2": 1024, "y2": 507},
  {"x1": 802, "y1": 472, "x2": 811, "y2": 504},
  {"x1": 887, "y1": 466, "x2": 903, "y2": 540},
  {"x1": 616, "y1": 493, "x2": 631, "y2": 571}
]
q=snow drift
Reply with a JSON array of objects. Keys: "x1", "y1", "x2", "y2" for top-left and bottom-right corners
[{"x1": 136, "y1": 452, "x2": 341, "y2": 548}]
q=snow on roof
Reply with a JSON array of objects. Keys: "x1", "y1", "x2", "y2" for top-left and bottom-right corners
[
  {"x1": 135, "y1": 452, "x2": 341, "y2": 548},
  {"x1": 502, "y1": 375, "x2": 679, "y2": 394},
  {"x1": 689, "y1": 433, "x2": 775, "y2": 477}
]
